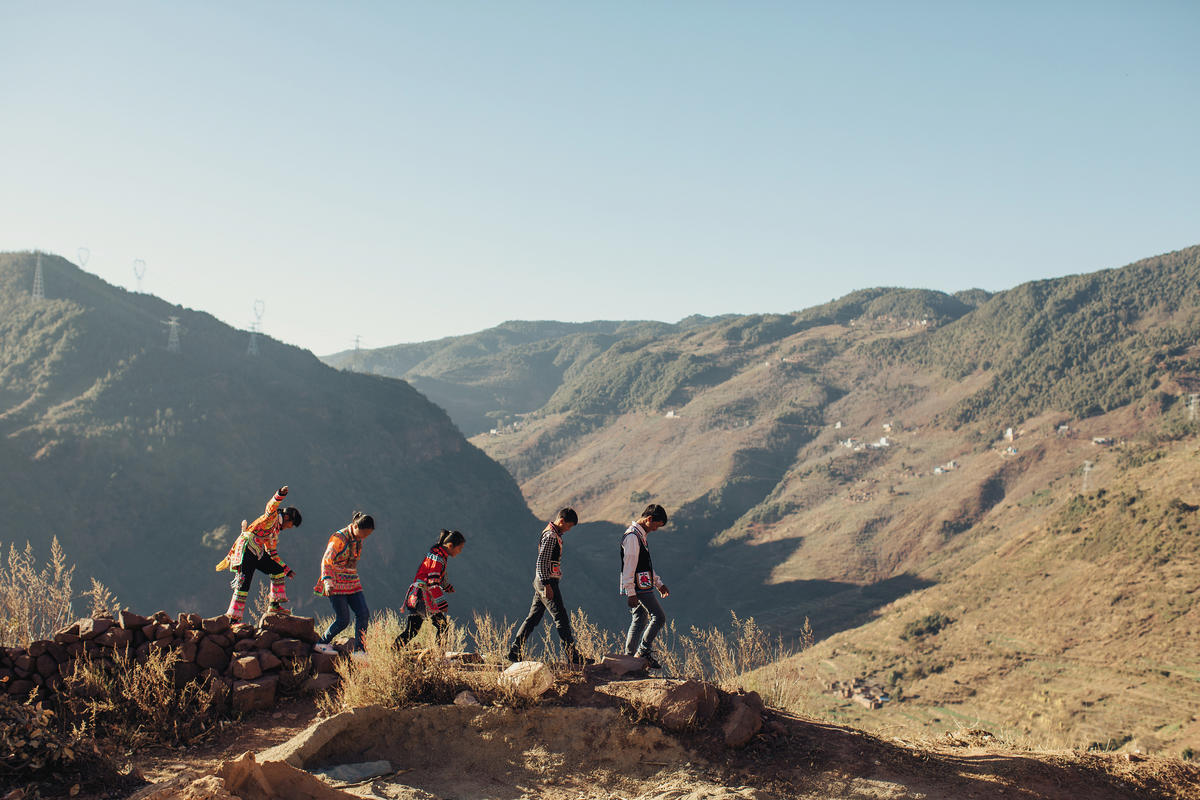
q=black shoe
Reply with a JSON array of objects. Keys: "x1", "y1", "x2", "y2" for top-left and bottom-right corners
[
  {"x1": 638, "y1": 653, "x2": 662, "y2": 669},
  {"x1": 506, "y1": 649, "x2": 521, "y2": 663}
]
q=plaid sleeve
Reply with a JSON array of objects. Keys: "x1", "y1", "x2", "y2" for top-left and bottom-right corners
[{"x1": 534, "y1": 531, "x2": 556, "y2": 584}]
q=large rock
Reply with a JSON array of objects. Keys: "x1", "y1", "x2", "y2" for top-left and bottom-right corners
[
  {"x1": 253, "y1": 631, "x2": 280, "y2": 650},
  {"x1": 596, "y1": 678, "x2": 720, "y2": 731},
  {"x1": 723, "y1": 698, "x2": 763, "y2": 748},
  {"x1": 270, "y1": 638, "x2": 309, "y2": 660},
  {"x1": 78, "y1": 617, "x2": 114, "y2": 640},
  {"x1": 232, "y1": 676, "x2": 278, "y2": 713},
  {"x1": 257, "y1": 650, "x2": 283, "y2": 672},
  {"x1": 196, "y1": 638, "x2": 231, "y2": 672},
  {"x1": 232, "y1": 656, "x2": 263, "y2": 680},
  {"x1": 259, "y1": 613, "x2": 318, "y2": 643},
  {"x1": 173, "y1": 661, "x2": 202, "y2": 690},
  {"x1": 499, "y1": 661, "x2": 554, "y2": 699},
  {"x1": 120, "y1": 610, "x2": 149, "y2": 630},
  {"x1": 311, "y1": 651, "x2": 336, "y2": 674},
  {"x1": 202, "y1": 615, "x2": 232, "y2": 634},
  {"x1": 598, "y1": 653, "x2": 648, "y2": 676}
]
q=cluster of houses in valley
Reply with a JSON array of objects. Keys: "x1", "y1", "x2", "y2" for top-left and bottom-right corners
[{"x1": 829, "y1": 677, "x2": 892, "y2": 710}]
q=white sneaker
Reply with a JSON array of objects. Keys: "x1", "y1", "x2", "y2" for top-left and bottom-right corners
[
  {"x1": 313, "y1": 643, "x2": 337, "y2": 655},
  {"x1": 350, "y1": 650, "x2": 370, "y2": 664}
]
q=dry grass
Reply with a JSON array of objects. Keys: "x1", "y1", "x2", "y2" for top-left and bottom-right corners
[
  {"x1": 0, "y1": 538, "x2": 74, "y2": 647},
  {"x1": 61, "y1": 648, "x2": 222, "y2": 748}
]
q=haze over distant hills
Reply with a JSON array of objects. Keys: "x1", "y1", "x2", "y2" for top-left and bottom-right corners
[
  {"x1": 0, "y1": 252, "x2": 546, "y2": 617},
  {"x1": 334, "y1": 243, "x2": 1200, "y2": 753}
]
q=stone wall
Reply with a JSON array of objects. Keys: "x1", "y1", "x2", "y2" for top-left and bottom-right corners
[{"x1": 0, "y1": 611, "x2": 339, "y2": 714}]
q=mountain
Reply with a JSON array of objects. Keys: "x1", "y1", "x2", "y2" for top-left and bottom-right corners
[
  {"x1": 0, "y1": 252, "x2": 548, "y2": 618},
  {"x1": 338, "y1": 244, "x2": 1200, "y2": 753},
  {"x1": 321, "y1": 316, "x2": 732, "y2": 436}
]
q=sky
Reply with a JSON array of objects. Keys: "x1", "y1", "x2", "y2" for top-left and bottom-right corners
[{"x1": 1, "y1": 2, "x2": 1198, "y2": 356}]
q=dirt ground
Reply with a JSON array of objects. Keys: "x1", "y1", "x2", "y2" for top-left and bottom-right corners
[{"x1": 104, "y1": 682, "x2": 1200, "y2": 800}]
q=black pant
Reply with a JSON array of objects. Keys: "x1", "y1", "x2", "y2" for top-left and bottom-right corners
[
  {"x1": 510, "y1": 580, "x2": 574, "y2": 654},
  {"x1": 396, "y1": 613, "x2": 447, "y2": 646},
  {"x1": 234, "y1": 549, "x2": 285, "y2": 591}
]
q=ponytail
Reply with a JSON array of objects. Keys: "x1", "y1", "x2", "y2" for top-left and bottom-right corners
[
  {"x1": 351, "y1": 510, "x2": 375, "y2": 531},
  {"x1": 436, "y1": 529, "x2": 465, "y2": 549}
]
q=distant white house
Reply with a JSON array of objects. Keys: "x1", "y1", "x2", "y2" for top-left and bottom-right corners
[
  {"x1": 1004, "y1": 427, "x2": 1014, "y2": 442},
  {"x1": 665, "y1": 410, "x2": 678, "y2": 419},
  {"x1": 1092, "y1": 436, "x2": 1113, "y2": 446}
]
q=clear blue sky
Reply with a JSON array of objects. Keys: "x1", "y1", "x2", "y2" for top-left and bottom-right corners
[{"x1": 2, "y1": 2, "x2": 1197, "y2": 355}]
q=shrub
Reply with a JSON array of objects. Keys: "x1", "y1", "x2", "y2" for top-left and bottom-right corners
[
  {"x1": 0, "y1": 539, "x2": 74, "y2": 647},
  {"x1": 901, "y1": 612, "x2": 954, "y2": 641}
]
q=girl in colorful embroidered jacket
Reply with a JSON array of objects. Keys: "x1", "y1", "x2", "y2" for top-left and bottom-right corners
[
  {"x1": 395, "y1": 529, "x2": 465, "y2": 647},
  {"x1": 312, "y1": 511, "x2": 375, "y2": 656},
  {"x1": 216, "y1": 485, "x2": 302, "y2": 622}
]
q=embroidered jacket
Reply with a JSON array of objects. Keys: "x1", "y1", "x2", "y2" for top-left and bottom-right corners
[
  {"x1": 223, "y1": 489, "x2": 289, "y2": 572},
  {"x1": 314, "y1": 526, "x2": 363, "y2": 596},
  {"x1": 534, "y1": 523, "x2": 564, "y2": 585},
  {"x1": 404, "y1": 544, "x2": 451, "y2": 613},
  {"x1": 619, "y1": 522, "x2": 663, "y2": 597}
]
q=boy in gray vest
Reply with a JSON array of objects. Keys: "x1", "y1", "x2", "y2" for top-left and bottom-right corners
[{"x1": 620, "y1": 503, "x2": 670, "y2": 669}]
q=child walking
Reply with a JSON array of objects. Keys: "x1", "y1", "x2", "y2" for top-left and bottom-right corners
[
  {"x1": 395, "y1": 529, "x2": 465, "y2": 647},
  {"x1": 507, "y1": 508, "x2": 592, "y2": 665},
  {"x1": 620, "y1": 503, "x2": 670, "y2": 669},
  {"x1": 313, "y1": 511, "x2": 375, "y2": 658},
  {"x1": 216, "y1": 485, "x2": 302, "y2": 622}
]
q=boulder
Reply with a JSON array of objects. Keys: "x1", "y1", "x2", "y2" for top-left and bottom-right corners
[
  {"x1": 257, "y1": 650, "x2": 283, "y2": 672},
  {"x1": 723, "y1": 698, "x2": 763, "y2": 748},
  {"x1": 270, "y1": 638, "x2": 309, "y2": 660},
  {"x1": 202, "y1": 615, "x2": 232, "y2": 634},
  {"x1": 120, "y1": 610, "x2": 150, "y2": 630},
  {"x1": 180, "y1": 641, "x2": 199, "y2": 663},
  {"x1": 311, "y1": 651, "x2": 336, "y2": 674},
  {"x1": 595, "y1": 679, "x2": 720, "y2": 731},
  {"x1": 44, "y1": 641, "x2": 69, "y2": 663},
  {"x1": 78, "y1": 617, "x2": 114, "y2": 640},
  {"x1": 253, "y1": 631, "x2": 280, "y2": 650},
  {"x1": 7, "y1": 678, "x2": 35, "y2": 697},
  {"x1": 499, "y1": 661, "x2": 555, "y2": 699},
  {"x1": 35, "y1": 654, "x2": 57, "y2": 678},
  {"x1": 232, "y1": 656, "x2": 263, "y2": 680},
  {"x1": 233, "y1": 639, "x2": 256, "y2": 653},
  {"x1": 153, "y1": 611, "x2": 173, "y2": 624},
  {"x1": 232, "y1": 623, "x2": 257, "y2": 639},
  {"x1": 599, "y1": 653, "x2": 648, "y2": 676},
  {"x1": 258, "y1": 613, "x2": 318, "y2": 643},
  {"x1": 27, "y1": 640, "x2": 49, "y2": 658},
  {"x1": 196, "y1": 638, "x2": 230, "y2": 672},
  {"x1": 13, "y1": 654, "x2": 33, "y2": 673},
  {"x1": 232, "y1": 676, "x2": 277, "y2": 713},
  {"x1": 182, "y1": 629, "x2": 204, "y2": 643},
  {"x1": 206, "y1": 634, "x2": 233, "y2": 649},
  {"x1": 454, "y1": 690, "x2": 481, "y2": 706},
  {"x1": 96, "y1": 627, "x2": 134, "y2": 648}
]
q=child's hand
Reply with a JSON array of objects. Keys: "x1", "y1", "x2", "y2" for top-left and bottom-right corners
[
  {"x1": 278, "y1": 485, "x2": 289, "y2": 497},
  {"x1": 659, "y1": 584, "x2": 670, "y2": 598},
  {"x1": 285, "y1": 568, "x2": 295, "y2": 579}
]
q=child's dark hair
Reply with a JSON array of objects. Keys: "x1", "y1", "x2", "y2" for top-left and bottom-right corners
[
  {"x1": 641, "y1": 503, "x2": 668, "y2": 524},
  {"x1": 557, "y1": 507, "x2": 578, "y2": 525},
  {"x1": 436, "y1": 529, "x2": 465, "y2": 548},
  {"x1": 352, "y1": 510, "x2": 375, "y2": 530},
  {"x1": 282, "y1": 507, "x2": 303, "y2": 527}
]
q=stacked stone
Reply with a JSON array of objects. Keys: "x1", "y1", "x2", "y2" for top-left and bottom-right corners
[{"x1": 0, "y1": 611, "x2": 339, "y2": 714}]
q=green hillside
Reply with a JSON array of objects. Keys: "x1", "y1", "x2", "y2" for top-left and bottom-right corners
[{"x1": 0, "y1": 252, "x2": 552, "y2": 618}]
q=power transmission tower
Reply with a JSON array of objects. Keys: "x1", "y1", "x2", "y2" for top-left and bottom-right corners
[
  {"x1": 246, "y1": 321, "x2": 260, "y2": 356},
  {"x1": 247, "y1": 300, "x2": 265, "y2": 356},
  {"x1": 1082, "y1": 460, "x2": 1094, "y2": 494},
  {"x1": 1190, "y1": 393, "x2": 1198, "y2": 422},
  {"x1": 165, "y1": 316, "x2": 182, "y2": 353},
  {"x1": 133, "y1": 259, "x2": 146, "y2": 293},
  {"x1": 77, "y1": 248, "x2": 90, "y2": 268},
  {"x1": 354, "y1": 335, "x2": 363, "y2": 371},
  {"x1": 32, "y1": 253, "x2": 45, "y2": 301}
]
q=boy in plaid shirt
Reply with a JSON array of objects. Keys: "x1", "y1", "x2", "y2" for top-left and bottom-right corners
[{"x1": 507, "y1": 508, "x2": 592, "y2": 666}]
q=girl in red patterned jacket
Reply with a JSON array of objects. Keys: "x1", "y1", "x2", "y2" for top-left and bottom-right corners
[
  {"x1": 312, "y1": 511, "x2": 375, "y2": 656},
  {"x1": 394, "y1": 529, "x2": 466, "y2": 647}
]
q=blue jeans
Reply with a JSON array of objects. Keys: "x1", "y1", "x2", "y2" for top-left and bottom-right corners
[
  {"x1": 625, "y1": 590, "x2": 667, "y2": 657},
  {"x1": 321, "y1": 591, "x2": 369, "y2": 651}
]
